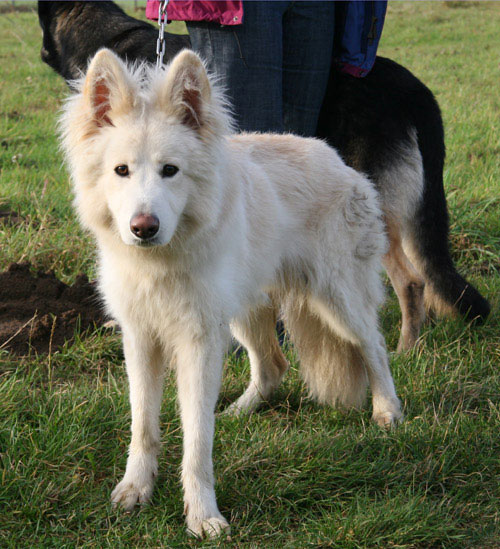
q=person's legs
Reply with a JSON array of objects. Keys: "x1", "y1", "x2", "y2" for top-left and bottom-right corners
[
  {"x1": 282, "y1": 2, "x2": 335, "y2": 136},
  {"x1": 187, "y1": 2, "x2": 290, "y2": 133}
]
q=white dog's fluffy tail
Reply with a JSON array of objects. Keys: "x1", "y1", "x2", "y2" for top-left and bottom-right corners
[{"x1": 282, "y1": 294, "x2": 368, "y2": 409}]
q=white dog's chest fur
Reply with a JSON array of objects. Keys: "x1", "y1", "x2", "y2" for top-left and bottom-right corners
[{"x1": 98, "y1": 222, "x2": 294, "y2": 350}]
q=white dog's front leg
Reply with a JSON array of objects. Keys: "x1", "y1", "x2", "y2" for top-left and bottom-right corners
[
  {"x1": 111, "y1": 328, "x2": 164, "y2": 511},
  {"x1": 176, "y1": 335, "x2": 229, "y2": 538}
]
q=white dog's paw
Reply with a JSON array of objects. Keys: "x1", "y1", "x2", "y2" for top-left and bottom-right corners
[
  {"x1": 222, "y1": 400, "x2": 253, "y2": 417},
  {"x1": 372, "y1": 406, "x2": 404, "y2": 429},
  {"x1": 111, "y1": 478, "x2": 154, "y2": 511},
  {"x1": 186, "y1": 513, "x2": 230, "y2": 539},
  {"x1": 372, "y1": 395, "x2": 403, "y2": 429},
  {"x1": 221, "y1": 388, "x2": 262, "y2": 417}
]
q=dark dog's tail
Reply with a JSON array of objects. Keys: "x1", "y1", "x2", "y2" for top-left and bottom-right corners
[{"x1": 406, "y1": 92, "x2": 491, "y2": 323}]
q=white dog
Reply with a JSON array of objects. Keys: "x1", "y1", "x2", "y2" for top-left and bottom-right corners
[{"x1": 60, "y1": 48, "x2": 402, "y2": 537}]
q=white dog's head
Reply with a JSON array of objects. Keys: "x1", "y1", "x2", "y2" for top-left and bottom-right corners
[{"x1": 61, "y1": 48, "x2": 231, "y2": 249}]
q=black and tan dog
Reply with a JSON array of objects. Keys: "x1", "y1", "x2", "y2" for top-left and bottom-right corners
[
  {"x1": 37, "y1": 1, "x2": 189, "y2": 81},
  {"x1": 38, "y1": 1, "x2": 490, "y2": 351}
]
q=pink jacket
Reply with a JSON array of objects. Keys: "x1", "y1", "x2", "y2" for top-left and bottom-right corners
[{"x1": 146, "y1": 1, "x2": 243, "y2": 26}]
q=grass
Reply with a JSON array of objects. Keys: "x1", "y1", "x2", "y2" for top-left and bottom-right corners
[{"x1": 0, "y1": 2, "x2": 499, "y2": 547}]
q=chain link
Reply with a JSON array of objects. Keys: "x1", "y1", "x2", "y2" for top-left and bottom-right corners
[{"x1": 156, "y1": 0, "x2": 170, "y2": 68}]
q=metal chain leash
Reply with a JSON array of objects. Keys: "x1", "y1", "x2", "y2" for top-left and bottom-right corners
[{"x1": 156, "y1": 0, "x2": 170, "y2": 68}]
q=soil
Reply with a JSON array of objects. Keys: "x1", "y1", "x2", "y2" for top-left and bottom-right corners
[{"x1": 0, "y1": 263, "x2": 106, "y2": 355}]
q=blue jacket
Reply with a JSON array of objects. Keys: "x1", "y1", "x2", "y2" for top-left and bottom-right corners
[{"x1": 334, "y1": 1, "x2": 387, "y2": 77}]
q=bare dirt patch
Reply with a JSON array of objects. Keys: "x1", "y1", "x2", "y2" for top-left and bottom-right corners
[{"x1": 0, "y1": 263, "x2": 106, "y2": 355}]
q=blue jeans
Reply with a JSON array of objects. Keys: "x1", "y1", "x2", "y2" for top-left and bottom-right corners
[{"x1": 187, "y1": 1, "x2": 335, "y2": 136}]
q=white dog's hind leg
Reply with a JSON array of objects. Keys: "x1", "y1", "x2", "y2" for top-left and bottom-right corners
[
  {"x1": 111, "y1": 329, "x2": 165, "y2": 510},
  {"x1": 356, "y1": 330, "x2": 403, "y2": 427},
  {"x1": 226, "y1": 306, "x2": 288, "y2": 415},
  {"x1": 175, "y1": 331, "x2": 230, "y2": 538}
]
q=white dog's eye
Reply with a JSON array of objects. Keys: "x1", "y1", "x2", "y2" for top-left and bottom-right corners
[
  {"x1": 114, "y1": 165, "x2": 129, "y2": 177},
  {"x1": 162, "y1": 164, "x2": 179, "y2": 178}
]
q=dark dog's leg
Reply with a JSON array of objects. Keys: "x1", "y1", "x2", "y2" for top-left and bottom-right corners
[{"x1": 383, "y1": 217, "x2": 426, "y2": 352}]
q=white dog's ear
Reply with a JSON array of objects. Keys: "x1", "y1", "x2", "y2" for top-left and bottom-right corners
[
  {"x1": 159, "y1": 49, "x2": 211, "y2": 130},
  {"x1": 83, "y1": 49, "x2": 135, "y2": 130}
]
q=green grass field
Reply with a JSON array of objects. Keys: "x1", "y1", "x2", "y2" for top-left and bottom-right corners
[{"x1": 1, "y1": 3, "x2": 499, "y2": 547}]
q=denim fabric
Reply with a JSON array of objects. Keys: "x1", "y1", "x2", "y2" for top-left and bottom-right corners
[{"x1": 187, "y1": 1, "x2": 335, "y2": 136}]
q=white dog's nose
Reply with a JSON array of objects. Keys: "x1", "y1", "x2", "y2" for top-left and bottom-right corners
[{"x1": 130, "y1": 214, "x2": 160, "y2": 240}]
